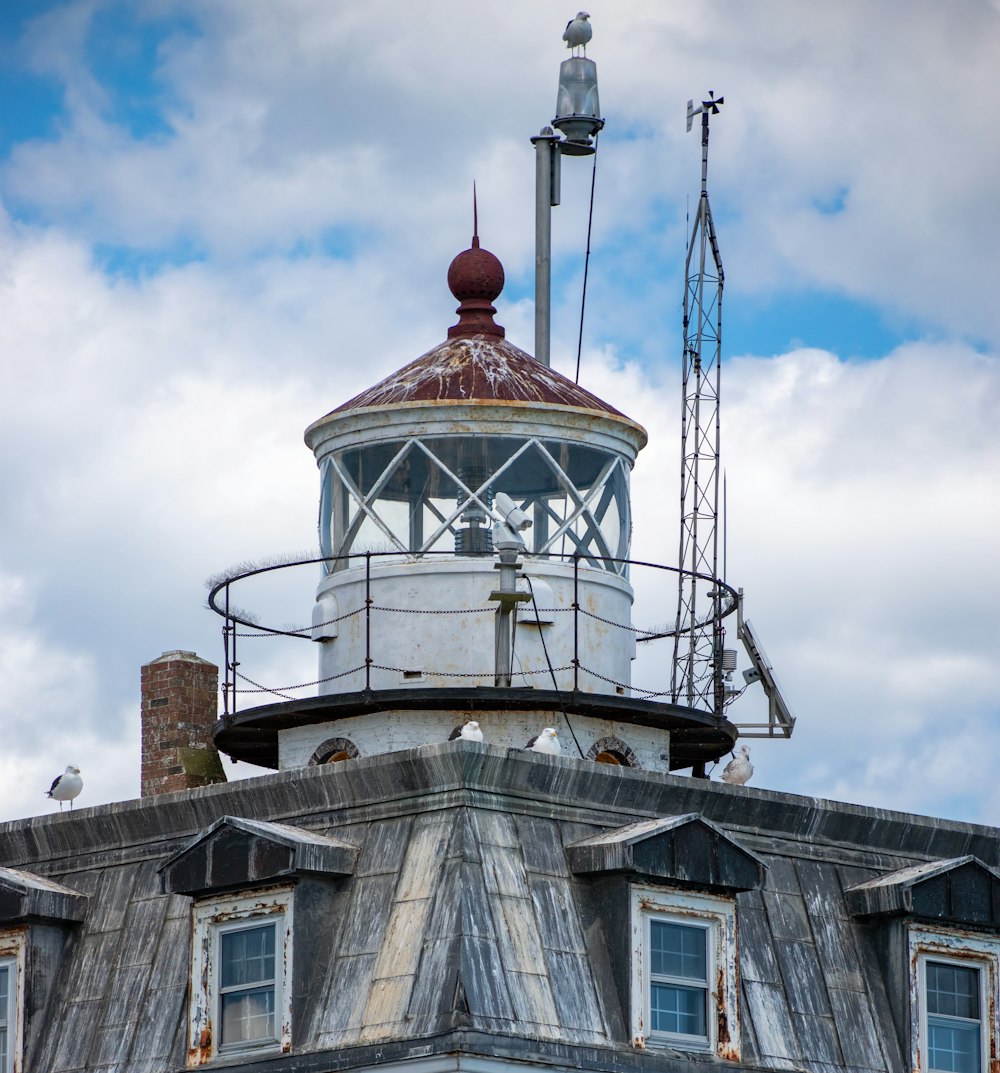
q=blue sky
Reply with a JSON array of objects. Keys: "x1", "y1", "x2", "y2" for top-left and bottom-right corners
[{"x1": 0, "y1": 0, "x2": 997, "y2": 823}]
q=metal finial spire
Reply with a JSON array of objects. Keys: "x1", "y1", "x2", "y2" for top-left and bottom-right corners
[{"x1": 472, "y1": 182, "x2": 480, "y2": 249}]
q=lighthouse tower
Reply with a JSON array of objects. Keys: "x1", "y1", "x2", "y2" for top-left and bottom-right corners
[{"x1": 212, "y1": 226, "x2": 739, "y2": 773}]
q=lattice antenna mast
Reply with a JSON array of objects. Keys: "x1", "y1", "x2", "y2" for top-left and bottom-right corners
[{"x1": 671, "y1": 92, "x2": 725, "y2": 712}]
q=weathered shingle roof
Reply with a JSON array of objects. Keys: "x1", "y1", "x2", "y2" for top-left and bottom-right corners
[{"x1": 2, "y1": 742, "x2": 1000, "y2": 1072}]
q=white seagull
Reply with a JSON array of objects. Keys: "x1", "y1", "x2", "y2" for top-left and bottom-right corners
[
  {"x1": 46, "y1": 765, "x2": 83, "y2": 810},
  {"x1": 526, "y1": 727, "x2": 560, "y2": 755},
  {"x1": 720, "y1": 746, "x2": 753, "y2": 786},
  {"x1": 449, "y1": 720, "x2": 484, "y2": 743},
  {"x1": 562, "y1": 12, "x2": 592, "y2": 55}
]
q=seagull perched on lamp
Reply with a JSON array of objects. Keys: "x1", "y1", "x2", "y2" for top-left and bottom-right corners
[
  {"x1": 562, "y1": 12, "x2": 592, "y2": 55},
  {"x1": 720, "y1": 745, "x2": 753, "y2": 786},
  {"x1": 448, "y1": 720, "x2": 484, "y2": 743},
  {"x1": 526, "y1": 728, "x2": 560, "y2": 755},
  {"x1": 46, "y1": 765, "x2": 83, "y2": 810}
]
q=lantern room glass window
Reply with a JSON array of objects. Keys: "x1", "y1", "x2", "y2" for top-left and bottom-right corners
[{"x1": 318, "y1": 434, "x2": 632, "y2": 573}]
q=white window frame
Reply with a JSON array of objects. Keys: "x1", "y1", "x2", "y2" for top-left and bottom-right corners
[
  {"x1": 0, "y1": 929, "x2": 27, "y2": 1073},
  {"x1": 630, "y1": 885, "x2": 739, "y2": 1057},
  {"x1": 188, "y1": 887, "x2": 293, "y2": 1066},
  {"x1": 910, "y1": 926, "x2": 1000, "y2": 1073}
]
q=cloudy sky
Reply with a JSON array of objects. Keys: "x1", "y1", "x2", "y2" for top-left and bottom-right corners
[{"x1": 1, "y1": 1, "x2": 997, "y2": 825}]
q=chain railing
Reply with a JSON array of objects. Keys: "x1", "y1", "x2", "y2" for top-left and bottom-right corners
[{"x1": 207, "y1": 550, "x2": 739, "y2": 718}]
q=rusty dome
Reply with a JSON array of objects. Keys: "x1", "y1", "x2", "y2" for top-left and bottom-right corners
[{"x1": 312, "y1": 231, "x2": 645, "y2": 447}]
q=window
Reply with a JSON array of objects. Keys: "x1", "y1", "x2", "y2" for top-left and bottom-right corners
[
  {"x1": 0, "y1": 930, "x2": 25, "y2": 1073},
  {"x1": 925, "y1": 960, "x2": 982, "y2": 1073},
  {"x1": 630, "y1": 886, "x2": 738, "y2": 1056},
  {"x1": 0, "y1": 960, "x2": 11, "y2": 1073},
  {"x1": 649, "y1": 918, "x2": 710, "y2": 1043},
  {"x1": 217, "y1": 920, "x2": 281, "y2": 1048},
  {"x1": 188, "y1": 888, "x2": 292, "y2": 1065},
  {"x1": 911, "y1": 927, "x2": 1000, "y2": 1073}
]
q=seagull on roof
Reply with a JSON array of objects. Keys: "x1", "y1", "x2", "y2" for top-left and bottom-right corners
[
  {"x1": 46, "y1": 765, "x2": 83, "y2": 810},
  {"x1": 526, "y1": 727, "x2": 560, "y2": 755},
  {"x1": 720, "y1": 746, "x2": 753, "y2": 785},
  {"x1": 563, "y1": 12, "x2": 592, "y2": 55},
  {"x1": 449, "y1": 720, "x2": 484, "y2": 742}
]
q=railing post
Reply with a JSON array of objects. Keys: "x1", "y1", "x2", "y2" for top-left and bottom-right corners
[
  {"x1": 365, "y1": 552, "x2": 372, "y2": 691},
  {"x1": 229, "y1": 583, "x2": 239, "y2": 716},
  {"x1": 572, "y1": 554, "x2": 580, "y2": 692},
  {"x1": 222, "y1": 583, "x2": 230, "y2": 716}
]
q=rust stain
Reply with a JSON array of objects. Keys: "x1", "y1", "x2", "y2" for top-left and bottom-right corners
[
  {"x1": 209, "y1": 899, "x2": 286, "y2": 924},
  {"x1": 716, "y1": 965, "x2": 731, "y2": 1046},
  {"x1": 328, "y1": 338, "x2": 633, "y2": 419},
  {"x1": 188, "y1": 1022, "x2": 212, "y2": 1066}
]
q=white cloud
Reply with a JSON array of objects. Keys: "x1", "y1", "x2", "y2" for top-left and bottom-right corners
[{"x1": 0, "y1": 0, "x2": 998, "y2": 828}]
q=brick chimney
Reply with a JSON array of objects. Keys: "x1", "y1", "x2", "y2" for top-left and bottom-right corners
[{"x1": 140, "y1": 650, "x2": 227, "y2": 797}]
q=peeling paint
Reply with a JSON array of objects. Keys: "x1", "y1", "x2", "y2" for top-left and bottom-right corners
[{"x1": 188, "y1": 1023, "x2": 213, "y2": 1066}]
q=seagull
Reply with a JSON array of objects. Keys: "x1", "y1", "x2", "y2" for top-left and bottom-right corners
[
  {"x1": 46, "y1": 765, "x2": 83, "y2": 810},
  {"x1": 449, "y1": 720, "x2": 484, "y2": 742},
  {"x1": 562, "y1": 12, "x2": 592, "y2": 55},
  {"x1": 526, "y1": 727, "x2": 560, "y2": 755},
  {"x1": 720, "y1": 746, "x2": 753, "y2": 786}
]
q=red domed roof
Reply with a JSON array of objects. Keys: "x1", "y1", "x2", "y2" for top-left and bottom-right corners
[
  {"x1": 316, "y1": 224, "x2": 644, "y2": 442},
  {"x1": 329, "y1": 334, "x2": 632, "y2": 418}
]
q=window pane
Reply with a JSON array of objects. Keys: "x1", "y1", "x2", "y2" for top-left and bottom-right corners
[
  {"x1": 651, "y1": 982, "x2": 707, "y2": 1037},
  {"x1": 221, "y1": 986, "x2": 276, "y2": 1044},
  {"x1": 928, "y1": 962, "x2": 980, "y2": 1019},
  {"x1": 929, "y1": 1018, "x2": 981, "y2": 1073},
  {"x1": 650, "y1": 921, "x2": 707, "y2": 981},
  {"x1": 0, "y1": 964, "x2": 8, "y2": 1070},
  {"x1": 221, "y1": 925, "x2": 276, "y2": 988}
]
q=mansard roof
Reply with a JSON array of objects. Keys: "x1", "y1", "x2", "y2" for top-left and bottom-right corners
[{"x1": 2, "y1": 742, "x2": 1000, "y2": 1072}]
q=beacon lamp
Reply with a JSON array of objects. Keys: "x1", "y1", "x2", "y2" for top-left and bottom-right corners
[
  {"x1": 552, "y1": 56, "x2": 604, "y2": 154},
  {"x1": 533, "y1": 41, "x2": 605, "y2": 365}
]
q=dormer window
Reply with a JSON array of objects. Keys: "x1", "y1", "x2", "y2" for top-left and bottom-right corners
[
  {"x1": 159, "y1": 815, "x2": 359, "y2": 1067},
  {"x1": 568, "y1": 814, "x2": 762, "y2": 1058},
  {"x1": 217, "y1": 916, "x2": 283, "y2": 1049},
  {"x1": 0, "y1": 930, "x2": 25, "y2": 1073},
  {"x1": 191, "y1": 888, "x2": 293, "y2": 1061},
  {"x1": 631, "y1": 886, "x2": 735, "y2": 1053},
  {"x1": 648, "y1": 915, "x2": 711, "y2": 1045},
  {"x1": 922, "y1": 958, "x2": 984, "y2": 1073},
  {"x1": 909, "y1": 927, "x2": 1000, "y2": 1073}
]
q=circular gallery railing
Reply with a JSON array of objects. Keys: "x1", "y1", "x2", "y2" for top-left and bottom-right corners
[{"x1": 206, "y1": 550, "x2": 740, "y2": 718}]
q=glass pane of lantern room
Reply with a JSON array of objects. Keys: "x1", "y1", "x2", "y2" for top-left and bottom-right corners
[{"x1": 326, "y1": 435, "x2": 632, "y2": 566}]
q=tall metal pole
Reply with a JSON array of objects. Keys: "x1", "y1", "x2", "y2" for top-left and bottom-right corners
[{"x1": 532, "y1": 129, "x2": 561, "y2": 367}]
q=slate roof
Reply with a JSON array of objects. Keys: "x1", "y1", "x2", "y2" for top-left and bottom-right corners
[{"x1": 2, "y1": 742, "x2": 999, "y2": 1073}]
